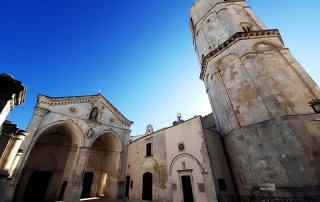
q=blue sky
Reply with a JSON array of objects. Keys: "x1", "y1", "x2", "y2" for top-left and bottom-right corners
[{"x1": 1, "y1": 0, "x2": 320, "y2": 136}]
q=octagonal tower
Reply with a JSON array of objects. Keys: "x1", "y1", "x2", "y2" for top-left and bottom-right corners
[{"x1": 189, "y1": 0, "x2": 320, "y2": 198}]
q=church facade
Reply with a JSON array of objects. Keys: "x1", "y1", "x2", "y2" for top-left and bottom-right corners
[{"x1": 7, "y1": 94, "x2": 133, "y2": 202}]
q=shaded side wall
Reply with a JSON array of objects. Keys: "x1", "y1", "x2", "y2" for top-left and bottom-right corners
[{"x1": 201, "y1": 114, "x2": 236, "y2": 195}]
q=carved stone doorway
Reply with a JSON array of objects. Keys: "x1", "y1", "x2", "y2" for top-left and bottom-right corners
[
  {"x1": 125, "y1": 176, "x2": 130, "y2": 197},
  {"x1": 23, "y1": 171, "x2": 52, "y2": 201},
  {"x1": 142, "y1": 172, "x2": 152, "y2": 201},
  {"x1": 181, "y1": 175, "x2": 194, "y2": 202},
  {"x1": 81, "y1": 172, "x2": 94, "y2": 198}
]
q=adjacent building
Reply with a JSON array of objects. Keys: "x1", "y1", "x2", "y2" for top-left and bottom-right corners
[
  {"x1": 0, "y1": 73, "x2": 29, "y2": 202},
  {"x1": 125, "y1": 115, "x2": 235, "y2": 202}
]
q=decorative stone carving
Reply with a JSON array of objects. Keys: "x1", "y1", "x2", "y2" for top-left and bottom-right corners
[
  {"x1": 109, "y1": 117, "x2": 115, "y2": 123},
  {"x1": 308, "y1": 99, "x2": 320, "y2": 113},
  {"x1": 65, "y1": 118, "x2": 78, "y2": 126},
  {"x1": 86, "y1": 128, "x2": 94, "y2": 139},
  {"x1": 69, "y1": 106, "x2": 78, "y2": 114},
  {"x1": 172, "y1": 183, "x2": 177, "y2": 191},
  {"x1": 89, "y1": 107, "x2": 98, "y2": 120},
  {"x1": 85, "y1": 120, "x2": 100, "y2": 128},
  {"x1": 33, "y1": 107, "x2": 49, "y2": 116},
  {"x1": 37, "y1": 94, "x2": 134, "y2": 126},
  {"x1": 198, "y1": 183, "x2": 205, "y2": 192}
]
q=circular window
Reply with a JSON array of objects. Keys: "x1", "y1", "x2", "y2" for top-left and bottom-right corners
[{"x1": 178, "y1": 143, "x2": 185, "y2": 151}]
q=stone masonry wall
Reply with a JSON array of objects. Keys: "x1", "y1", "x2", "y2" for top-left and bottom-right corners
[
  {"x1": 204, "y1": 37, "x2": 320, "y2": 135},
  {"x1": 225, "y1": 114, "x2": 320, "y2": 197},
  {"x1": 190, "y1": 1, "x2": 267, "y2": 63}
]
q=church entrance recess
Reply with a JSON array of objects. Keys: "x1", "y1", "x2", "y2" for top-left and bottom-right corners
[
  {"x1": 142, "y1": 172, "x2": 152, "y2": 201},
  {"x1": 125, "y1": 176, "x2": 130, "y2": 197},
  {"x1": 23, "y1": 171, "x2": 52, "y2": 201},
  {"x1": 181, "y1": 175, "x2": 194, "y2": 202},
  {"x1": 81, "y1": 172, "x2": 94, "y2": 198}
]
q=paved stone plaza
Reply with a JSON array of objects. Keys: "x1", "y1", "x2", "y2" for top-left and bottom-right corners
[{"x1": 78, "y1": 197, "x2": 148, "y2": 202}]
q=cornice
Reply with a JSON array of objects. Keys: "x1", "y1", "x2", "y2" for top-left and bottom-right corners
[
  {"x1": 97, "y1": 95, "x2": 134, "y2": 127},
  {"x1": 0, "y1": 73, "x2": 26, "y2": 106},
  {"x1": 37, "y1": 94, "x2": 134, "y2": 127},
  {"x1": 199, "y1": 29, "x2": 283, "y2": 80}
]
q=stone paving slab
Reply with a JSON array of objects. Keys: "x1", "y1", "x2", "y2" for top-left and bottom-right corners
[{"x1": 79, "y1": 197, "x2": 151, "y2": 202}]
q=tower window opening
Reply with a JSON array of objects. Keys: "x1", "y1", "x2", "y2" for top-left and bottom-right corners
[
  {"x1": 146, "y1": 143, "x2": 152, "y2": 157},
  {"x1": 240, "y1": 22, "x2": 255, "y2": 32}
]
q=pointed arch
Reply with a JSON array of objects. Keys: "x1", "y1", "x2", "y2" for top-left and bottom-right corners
[
  {"x1": 33, "y1": 120, "x2": 85, "y2": 148},
  {"x1": 90, "y1": 129, "x2": 124, "y2": 152}
]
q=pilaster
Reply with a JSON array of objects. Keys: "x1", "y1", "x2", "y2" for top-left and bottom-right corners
[
  {"x1": 10, "y1": 106, "x2": 49, "y2": 196},
  {"x1": 63, "y1": 147, "x2": 91, "y2": 202},
  {"x1": 44, "y1": 170, "x2": 63, "y2": 201},
  {"x1": 90, "y1": 171, "x2": 102, "y2": 197}
]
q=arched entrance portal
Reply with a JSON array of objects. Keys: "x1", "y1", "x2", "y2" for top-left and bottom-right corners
[
  {"x1": 23, "y1": 171, "x2": 52, "y2": 201},
  {"x1": 15, "y1": 122, "x2": 81, "y2": 202},
  {"x1": 81, "y1": 132, "x2": 123, "y2": 199},
  {"x1": 142, "y1": 172, "x2": 152, "y2": 201}
]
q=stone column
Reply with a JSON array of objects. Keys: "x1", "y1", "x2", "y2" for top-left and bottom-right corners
[
  {"x1": 0, "y1": 150, "x2": 25, "y2": 202},
  {"x1": 0, "y1": 129, "x2": 29, "y2": 201},
  {"x1": 0, "y1": 130, "x2": 29, "y2": 177},
  {"x1": 13, "y1": 169, "x2": 33, "y2": 202},
  {"x1": 0, "y1": 121, "x2": 16, "y2": 202},
  {"x1": 90, "y1": 171, "x2": 102, "y2": 197},
  {"x1": 8, "y1": 149, "x2": 24, "y2": 178},
  {"x1": 63, "y1": 147, "x2": 91, "y2": 202},
  {"x1": 44, "y1": 170, "x2": 63, "y2": 201}
]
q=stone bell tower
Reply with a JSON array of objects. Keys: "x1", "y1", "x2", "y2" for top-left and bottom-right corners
[{"x1": 189, "y1": 0, "x2": 320, "y2": 199}]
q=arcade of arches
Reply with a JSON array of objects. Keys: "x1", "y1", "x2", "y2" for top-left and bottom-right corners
[{"x1": 13, "y1": 122, "x2": 124, "y2": 202}]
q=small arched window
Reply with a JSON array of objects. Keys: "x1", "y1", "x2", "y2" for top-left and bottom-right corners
[{"x1": 240, "y1": 22, "x2": 256, "y2": 32}]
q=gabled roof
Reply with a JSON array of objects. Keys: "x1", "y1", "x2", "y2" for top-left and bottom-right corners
[{"x1": 37, "y1": 93, "x2": 134, "y2": 126}]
